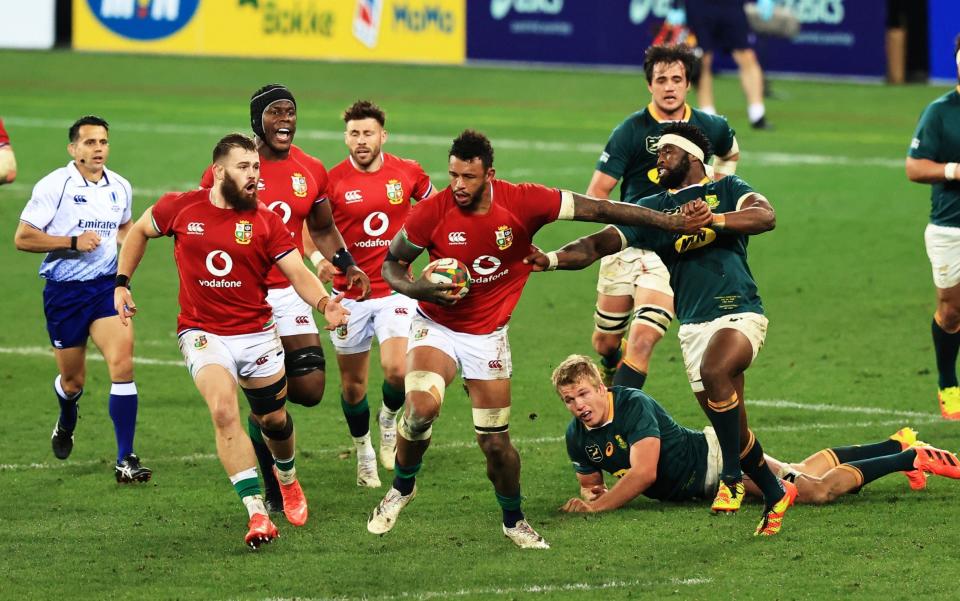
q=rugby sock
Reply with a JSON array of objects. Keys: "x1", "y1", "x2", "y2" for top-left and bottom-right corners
[
  {"x1": 827, "y1": 439, "x2": 902, "y2": 464},
  {"x1": 748, "y1": 103, "x2": 766, "y2": 123},
  {"x1": 274, "y1": 455, "x2": 296, "y2": 485},
  {"x1": 846, "y1": 450, "x2": 917, "y2": 486},
  {"x1": 599, "y1": 344, "x2": 623, "y2": 372},
  {"x1": 246, "y1": 415, "x2": 281, "y2": 492},
  {"x1": 392, "y1": 460, "x2": 421, "y2": 496},
  {"x1": 612, "y1": 360, "x2": 647, "y2": 389},
  {"x1": 230, "y1": 467, "x2": 265, "y2": 517},
  {"x1": 740, "y1": 431, "x2": 785, "y2": 510},
  {"x1": 705, "y1": 393, "x2": 743, "y2": 482},
  {"x1": 108, "y1": 381, "x2": 138, "y2": 461},
  {"x1": 382, "y1": 381, "x2": 405, "y2": 416},
  {"x1": 342, "y1": 395, "x2": 371, "y2": 437},
  {"x1": 931, "y1": 317, "x2": 960, "y2": 388},
  {"x1": 496, "y1": 490, "x2": 524, "y2": 528},
  {"x1": 54, "y1": 375, "x2": 81, "y2": 432}
]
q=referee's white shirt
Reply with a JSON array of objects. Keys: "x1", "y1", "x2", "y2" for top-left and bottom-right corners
[{"x1": 20, "y1": 161, "x2": 133, "y2": 282}]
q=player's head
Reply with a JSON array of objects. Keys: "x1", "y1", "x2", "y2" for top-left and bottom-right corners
[
  {"x1": 551, "y1": 354, "x2": 609, "y2": 428},
  {"x1": 212, "y1": 133, "x2": 260, "y2": 211},
  {"x1": 655, "y1": 122, "x2": 711, "y2": 189},
  {"x1": 67, "y1": 115, "x2": 110, "y2": 173},
  {"x1": 448, "y1": 129, "x2": 495, "y2": 210},
  {"x1": 343, "y1": 100, "x2": 387, "y2": 169},
  {"x1": 250, "y1": 84, "x2": 297, "y2": 154},
  {"x1": 643, "y1": 45, "x2": 696, "y2": 115}
]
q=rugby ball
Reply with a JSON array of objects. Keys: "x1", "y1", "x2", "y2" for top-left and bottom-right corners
[{"x1": 423, "y1": 258, "x2": 471, "y2": 299}]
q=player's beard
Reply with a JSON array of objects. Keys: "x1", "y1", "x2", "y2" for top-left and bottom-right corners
[
  {"x1": 458, "y1": 182, "x2": 486, "y2": 211},
  {"x1": 351, "y1": 143, "x2": 381, "y2": 169},
  {"x1": 658, "y1": 154, "x2": 691, "y2": 189},
  {"x1": 222, "y1": 174, "x2": 258, "y2": 211}
]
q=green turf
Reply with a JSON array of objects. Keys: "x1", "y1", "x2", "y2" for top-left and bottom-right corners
[{"x1": 1, "y1": 49, "x2": 957, "y2": 601}]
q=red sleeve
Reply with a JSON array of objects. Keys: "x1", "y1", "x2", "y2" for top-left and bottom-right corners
[
  {"x1": 409, "y1": 161, "x2": 433, "y2": 200},
  {"x1": 402, "y1": 196, "x2": 439, "y2": 248},
  {"x1": 515, "y1": 183, "x2": 561, "y2": 232},
  {"x1": 264, "y1": 209, "x2": 297, "y2": 261},
  {"x1": 297, "y1": 150, "x2": 329, "y2": 202},
  {"x1": 0, "y1": 118, "x2": 9, "y2": 146},
  {"x1": 151, "y1": 192, "x2": 184, "y2": 236},
  {"x1": 199, "y1": 164, "x2": 214, "y2": 189}
]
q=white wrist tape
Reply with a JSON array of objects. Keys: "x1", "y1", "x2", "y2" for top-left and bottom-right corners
[
  {"x1": 309, "y1": 250, "x2": 324, "y2": 266},
  {"x1": 946, "y1": 163, "x2": 957, "y2": 181},
  {"x1": 545, "y1": 251, "x2": 559, "y2": 271},
  {"x1": 558, "y1": 190, "x2": 575, "y2": 220}
]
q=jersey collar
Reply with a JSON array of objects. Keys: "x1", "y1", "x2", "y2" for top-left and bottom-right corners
[
  {"x1": 585, "y1": 391, "x2": 616, "y2": 431},
  {"x1": 648, "y1": 102, "x2": 691, "y2": 123},
  {"x1": 668, "y1": 176, "x2": 711, "y2": 194},
  {"x1": 67, "y1": 161, "x2": 110, "y2": 187}
]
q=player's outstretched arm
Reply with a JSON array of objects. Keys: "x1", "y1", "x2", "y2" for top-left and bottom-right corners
[
  {"x1": 561, "y1": 437, "x2": 660, "y2": 513},
  {"x1": 113, "y1": 206, "x2": 163, "y2": 325},
  {"x1": 525, "y1": 226, "x2": 625, "y2": 272},
  {"x1": 559, "y1": 190, "x2": 711, "y2": 234},
  {"x1": 906, "y1": 156, "x2": 960, "y2": 184},
  {"x1": 382, "y1": 232, "x2": 460, "y2": 306},
  {"x1": 277, "y1": 250, "x2": 349, "y2": 330},
  {"x1": 307, "y1": 201, "x2": 371, "y2": 299},
  {"x1": 710, "y1": 193, "x2": 775, "y2": 235}
]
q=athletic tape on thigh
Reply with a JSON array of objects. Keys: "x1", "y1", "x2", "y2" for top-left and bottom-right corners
[
  {"x1": 285, "y1": 345, "x2": 325, "y2": 377},
  {"x1": 594, "y1": 307, "x2": 631, "y2": 334},
  {"x1": 261, "y1": 413, "x2": 294, "y2": 441},
  {"x1": 633, "y1": 304, "x2": 674, "y2": 335},
  {"x1": 241, "y1": 375, "x2": 288, "y2": 416},
  {"x1": 472, "y1": 407, "x2": 510, "y2": 435}
]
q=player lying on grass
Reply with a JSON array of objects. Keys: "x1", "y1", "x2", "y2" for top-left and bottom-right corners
[{"x1": 553, "y1": 355, "x2": 960, "y2": 522}]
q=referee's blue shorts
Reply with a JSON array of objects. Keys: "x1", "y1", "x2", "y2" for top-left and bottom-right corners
[
  {"x1": 685, "y1": 0, "x2": 754, "y2": 53},
  {"x1": 43, "y1": 274, "x2": 118, "y2": 349}
]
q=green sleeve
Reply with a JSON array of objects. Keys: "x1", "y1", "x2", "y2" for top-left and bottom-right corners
[
  {"x1": 718, "y1": 175, "x2": 755, "y2": 212},
  {"x1": 707, "y1": 115, "x2": 736, "y2": 158},
  {"x1": 596, "y1": 120, "x2": 636, "y2": 180},
  {"x1": 565, "y1": 423, "x2": 599, "y2": 474},
  {"x1": 909, "y1": 103, "x2": 942, "y2": 161},
  {"x1": 614, "y1": 194, "x2": 668, "y2": 250},
  {"x1": 617, "y1": 389, "x2": 661, "y2": 446}
]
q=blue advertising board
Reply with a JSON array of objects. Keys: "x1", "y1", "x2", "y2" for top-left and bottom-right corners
[
  {"x1": 928, "y1": 0, "x2": 960, "y2": 81},
  {"x1": 467, "y1": 0, "x2": 886, "y2": 79}
]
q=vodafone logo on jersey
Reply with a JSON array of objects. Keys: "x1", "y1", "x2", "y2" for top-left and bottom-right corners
[
  {"x1": 268, "y1": 201, "x2": 292, "y2": 224},
  {"x1": 354, "y1": 212, "x2": 391, "y2": 249},
  {"x1": 200, "y1": 250, "x2": 242, "y2": 288},
  {"x1": 345, "y1": 190, "x2": 363, "y2": 203},
  {"x1": 472, "y1": 255, "x2": 508, "y2": 284},
  {"x1": 448, "y1": 231, "x2": 467, "y2": 245}
]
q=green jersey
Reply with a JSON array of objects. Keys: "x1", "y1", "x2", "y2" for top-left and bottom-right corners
[
  {"x1": 615, "y1": 175, "x2": 764, "y2": 324},
  {"x1": 596, "y1": 103, "x2": 736, "y2": 202},
  {"x1": 908, "y1": 88, "x2": 960, "y2": 227},
  {"x1": 565, "y1": 386, "x2": 709, "y2": 502}
]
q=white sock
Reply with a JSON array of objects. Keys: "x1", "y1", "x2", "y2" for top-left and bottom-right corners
[
  {"x1": 242, "y1": 494, "x2": 267, "y2": 518},
  {"x1": 274, "y1": 455, "x2": 296, "y2": 485},
  {"x1": 379, "y1": 407, "x2": 398, "y2": 424},
  {"x1": 748, "y1": 103, "x2": 766, "y2": 123},
  {"x1": 354, "y1": 433, "x2": 375, "y2": 459},
  {"x1": 700, "y1": 105, "x2": 716, "y2": 115}
]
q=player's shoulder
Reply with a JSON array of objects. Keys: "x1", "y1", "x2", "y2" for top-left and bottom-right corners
[
  {"x1": 565, "y1": 417, "x2": 584, "y2": 443},
  {"x1": 614, "y1": 108, "x2": 653, "y2": 134},
  {"x1": 326, "y1": 157, "x2": 353, "y2": 181},
  {"x1": 690, "y1": 108, "x2": 734, "y2": 134},
  {"x1": 384, "y1": 152, "x2": 426, "y2": 173},
  {"x1": 157, "y1": 188, "x2": 207, "y2": 209},
  {"x1": 611, "y1": 386, "x2": 654, "y2": 419},
  {"x1": 923, "y1": 90, "x2": 960, "y2": 116},
  {"x1": 289, "y1": 145, "x2": 327, "y2": 170},
  {"x1": 34, "y1": 164, "x2": 75, "y2": 192}
]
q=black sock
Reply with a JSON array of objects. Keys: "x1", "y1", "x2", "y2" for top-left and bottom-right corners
[
  {"x1": 932, "y1": 318, "x2": 960, "y2": 388},
  {"x1": 600, "y1": 344, "x2": 623, "y2": 370},
  {"x1": 612, "y1": 362, "x2": 647, "y2": 389},
  {"x1": 829, "y1": 439, "x2": 902, "y2": 463},
  {"x1": 705, "y1": 395, "x2": 742, "y2": 482},
  {"x1": 341, "y1": 395, "x2": 371, "y2": 438},
  {"x1": 741, "y1": 435, "x2": 784, "y2": 509},
  {"x1": 247, "y1": 415, "x2": 279, "y2": 494},
  {"x1": 392, "y1": 460, "x2": 421, "y2": 496},
  {"x1": 848, "y1": 450, "x2": 917, "y2": 486}
]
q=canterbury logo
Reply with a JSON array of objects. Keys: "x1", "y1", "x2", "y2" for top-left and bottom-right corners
[
  {"x1": 295, "y1": 316, "x2": 310, "y2": 325},
  {"x1": 448, "y1": 231, "x2": 467, "y2": 244},
  {"x1": 345, "y1": 190, "x2": 363, "y2": 202},
  {"x1": 394, "y1": 308, "x2": 409, "y2": 315},
  {"x1": 255, "y1": 355, "x2": 269, "y2": 366},
  {"x1": 187, "y1": 222, "x2": 204, "y2": 234},
  {"x1": 487, "y1": 360, "x2": 503, "y2": 369}
]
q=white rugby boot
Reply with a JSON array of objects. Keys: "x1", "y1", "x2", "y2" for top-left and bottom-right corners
[
  {"x1": 502, "y1": 519, "x2": 550, "y2": 549},
  {"x1": 367, "y1": 486, "x2": 416, "y2": 534}
]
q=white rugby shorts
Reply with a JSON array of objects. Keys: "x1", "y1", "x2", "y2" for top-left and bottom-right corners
[
  {"x1": 407, "y1": 312, "x2": 512, "y2": 380},
  {"x1": 677, "y1": 312, "x2": 768, "y2": 392},
  {"x1": 596, "y1": 247, "x2": 673, "y2": 297},
  {"x1": 178, "y1": 327, "x2": 285, "y2": 381},
  {"x1": 330, "y1": 292, "x2": 417, "y2": 355},
  {"x1": 266, "y1": 286, "x2": 319, "y2": 337},
  {"x1": 924, "y1": 223, "x2": 960, "y2": 289}
]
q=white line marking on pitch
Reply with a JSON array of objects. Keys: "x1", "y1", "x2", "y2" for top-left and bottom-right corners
[{"x1": 0, "y1": 346, "x2": 183, "y2": 367}]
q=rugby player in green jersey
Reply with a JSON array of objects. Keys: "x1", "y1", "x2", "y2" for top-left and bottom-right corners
[
  {"x1": 586, "y1": 45, "x2": 740, "y2": 392},
  {"x1": 552, "y1": 355, "x2": 960, "y2": 520},
  {"x1": 527, "y1": 121, "x2": 791, "y2": 534},
  {"x1": 906, "y1": 35, "x2": 960, "y2": 421}
]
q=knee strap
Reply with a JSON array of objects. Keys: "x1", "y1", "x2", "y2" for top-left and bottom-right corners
[
  {"x1": 404, "y1": 370, "x2": 446, "y2": 406},
  {"x1": 632, "y1": 304, "x2": 674, "y2": 335},
  {"x1": 473, "y1": 407, "x2": 510, "y2": 435},
  {"x1": 285, "y1": 345, "x2": 325, "y2": 378},
  {"x1": 242, "y1": 375, "x2": 288, "y2": 416},
  {"x1": 261, "y1": 413, "x2": 294, "y2": 442},
  {"x1": 594, "y1": 307, "x2": 631, "y2": 335}
]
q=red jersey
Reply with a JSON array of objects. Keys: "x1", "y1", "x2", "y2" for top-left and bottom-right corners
[
  {"x1": 200, "y1": 144, "x2": 328, "y2": 289},
  {"x1": 327, "y1": 153, "x2": 433, "y2": 299},
  {"x1": 0, "y1": 118, "x2": 10, "y2": 147},
  {"x1": 402, "y1": 179, "x2": 561, "y2": 335},
  {"x1": 151, "y1": 189, "x2": 297, "y2": 336}
]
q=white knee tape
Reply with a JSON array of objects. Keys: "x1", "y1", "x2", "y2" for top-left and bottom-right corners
[
  {"x1": 633, "y1": 304, "x2": 674, "y2": 335},
  {"x1": 404, "y1": 370, "x2": 446, "y2": 405},
  {"x1": 473, "y1": 407, "x2": 510, "y2": 435},
  {"x1": 594, "y1": 307, "x2": 631, "y2": 334},
  {"x1": 397, "y1": 410, "x2": 433, "y2": 442}
]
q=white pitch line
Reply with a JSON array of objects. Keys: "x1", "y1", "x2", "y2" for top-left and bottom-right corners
[
  {"x1": 3, "y1": 116, "x2": 905, "y2": 168},
  {"x1": 750, "y1": 398, "x2": 933, "y2": 419},
  {"x1": 255, "y1": 577, "x2": 712, "y2": 601},
  {"x1": 0, "y1": 346, "x2": 184, "y2": 367}
]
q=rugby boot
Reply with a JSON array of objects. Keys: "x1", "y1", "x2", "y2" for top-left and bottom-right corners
[
  {"x1": 357, "y1": 453, "x2": 382, "y2": 488},
  {"x1": 274, "y1": 468, "x2": 308, "y2": 526},
  {"x1": 368, "y1": 486, "x2": 416, "y2": 534},
  {"x1": 711, "y1": 479, "x2": 745, "y2": 514},
  {"x1": 889, "y1": 427, "x2": 929, "y2": 490},
  {"x1": 938, "y1": 387, "x2": 960, "y2": 420},
  {"x1": 913, "y1": 446, "x2": 960, "y2": 479},
  {"x1": 51, "y1": 420, "x2": 74, "y2": 460},
  {"x1": 245, "y1": 513, "x2": 278, "y2": 550},
  {"x1": 755, "y1": 480, "x2": 798, "y2": 536},
  {"x1": 115, "y1": 453, "x2": 152, "y2": 483},
  {"x1": 503, "y1": 519, "x2": 550, "y2": 549}
]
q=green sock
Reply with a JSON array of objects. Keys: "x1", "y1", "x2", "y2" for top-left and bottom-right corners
[
  {"x1": 496, "y1": 490, "x2": 524, "y2": 528},
  {"x1": 232, "y1": 474, "x2": 260, "y2": 500},
  {"x1": 275, "y1": 456, "x2": 295, "y2": 473},
  {"x1": 341, "y1": 395, "x2": 370, "y2": 438},
  {"x1": 382, "y1": 381, "x2": 405, "y2": 413},
  {"x1": 600, "y1": 345, "x2": 623, "y2": 369},
  {"x1": 392, "y1": 461, "x2": 421, "y2": 495}
]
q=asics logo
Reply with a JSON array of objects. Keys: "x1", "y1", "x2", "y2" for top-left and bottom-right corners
[
  {"x1": 345, "y1": 190, "x2": 363, "y2": 202},
  {"x1": 204, "y1": 250, "x2": 233, "y2": 277},
  {"x1": 363, "y1": 211, "x2": 389, "y2": 237},
  {"x1": 187, "y1": 222, "x2": 205, "y2": 234},
  {"x1": 295, "y1": 315, "x2": 310, "y2": 325},
  {"x1": 268, "y1": 201, "x2": 292, "y2": 224},
  {"x1": 448, "y1": 231, "x2": 467, "y2": 244},
  {"x1": 487, "y1": 360, "x2": 503, "y2": 370}
]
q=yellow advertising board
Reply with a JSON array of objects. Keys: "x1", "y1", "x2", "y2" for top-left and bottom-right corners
[{"x1": 73, "y1": 0, "x2": 464, "y2": 64}]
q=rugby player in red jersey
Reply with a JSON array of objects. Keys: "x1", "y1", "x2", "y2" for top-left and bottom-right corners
[
  {"x1": 201, "y1": 84, "x2": 371, "y2": 510},
  {"x1": 116, "y1": 134, "x2": 349, "y2": 549},
  {"x1": 324, "y1": 100, "x2": 436, "y2": 487},
  {"x1": 0, "y1": 117, "x2": 16, "y2": 185},
  {"x1": 366, "y1": 129, "x2": 711, "y2": 548}
]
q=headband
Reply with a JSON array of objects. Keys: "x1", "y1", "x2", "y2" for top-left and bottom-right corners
[
  {"x1": 250, "y1": 85, "x2": 296, "y2": 139},
  {"x1": 656, "y1": 133, "x2": 705, "y2": 162}
]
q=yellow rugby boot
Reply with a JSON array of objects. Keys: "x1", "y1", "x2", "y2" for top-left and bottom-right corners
[
  {"x1": 938, "y1": 387, "x2": 960, "y2": 420},
  {"x1": 890, "y1": 427, "x2": 929, "y2": 490},
  {"x1": 755, "y1": 480, "x2": 798, "y2": 536},
  {"x1": 711, "y1": 479, "x2": 745, "y2": 514}
]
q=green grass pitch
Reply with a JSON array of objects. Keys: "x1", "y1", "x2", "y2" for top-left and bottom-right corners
[{"x1": 0, "y1": 49, "x2": 956, "y2": 600}]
